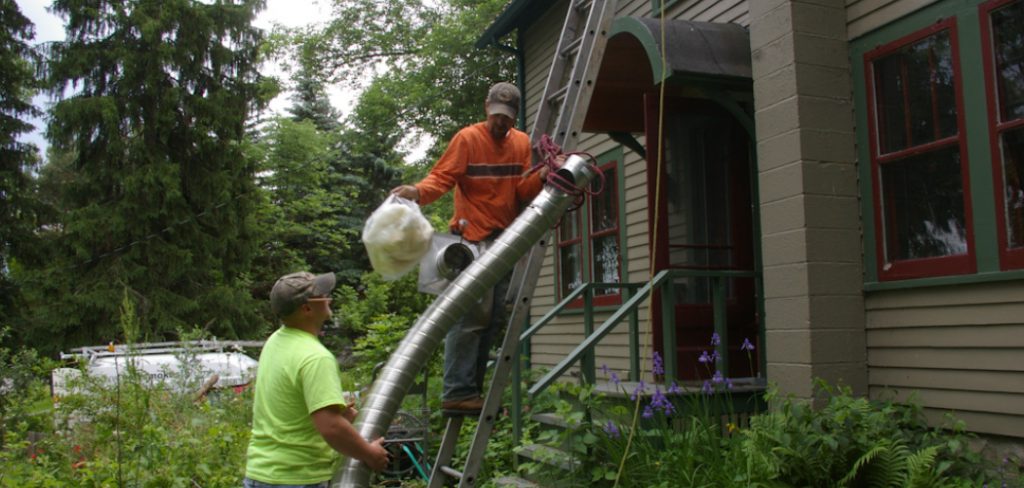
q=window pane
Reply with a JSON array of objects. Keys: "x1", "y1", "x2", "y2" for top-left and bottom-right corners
[
  {"x1": 560, "y1": 243, "x2": 582, "y2": 297},
  {"x1": 993, "y1": 1, "x2": 1024, "y2": 121},
  {"x1": 999, "y1": 127, "x2": 1024, "y2": 249},
  {"x1": 591, "y1": 168, "x2": 617, "y2": 232},
  {"x1": 874, "y1": 29, "x2": 957, "y2": 153},
  {"x1": 559, "y1": 210, "x2": 580, "y2": 242},
  {"x1": 591, "y1": 235, "x2": 619, "y2": 295},
  {"x1": 881, "y1": 146, "x2": 967, "y2": 261}
]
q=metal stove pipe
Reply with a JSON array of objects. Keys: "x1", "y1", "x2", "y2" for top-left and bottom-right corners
[{"x1": 333, "y1": 155, "x2": 598, "y2": 487}]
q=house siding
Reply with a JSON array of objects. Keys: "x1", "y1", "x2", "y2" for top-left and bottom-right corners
[
  {"x1": 865, "y1": 282, "x2": 1024, "y2": 438},
  {"x1": 847, "y1": 0, "x2": 939, "y2": 39},
  {"x1": 849, "y1": 0, "x2": 1024, "y2": 440},
  {"x1": 522, "y1": 0, "x2": 748, "y2": 381}
]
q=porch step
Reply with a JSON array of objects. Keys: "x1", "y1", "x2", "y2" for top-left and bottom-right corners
[
  {"x1": 494, "y1": 475, "x2": 541, "y2": 487},
  {"x1": 517, "y1": 443, "x2": 580, "y2": 471}
]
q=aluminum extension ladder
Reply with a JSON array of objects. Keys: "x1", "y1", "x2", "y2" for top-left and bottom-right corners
[{"x1": 427, "y1": 0, "x2": 618, "y2": 486}]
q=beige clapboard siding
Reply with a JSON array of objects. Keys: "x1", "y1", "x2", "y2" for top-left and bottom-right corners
[
  {"x1": 922, "y1": 408, "x2": 1024, "y2": 438},
  {"x1": 870, "y1": 368, "x2": 1024, "y2": 395},
  {"x1": 870, "y1": 386, "x2": 1024, "y2": 417},
  {"x1": 869, "y1": 348, "x2": 1024, "y2": 372},
  {"x1": 867, "y1": 324, "x2": 1024, "y2": 348},
  {"x1": 846, "y1": 0, "x2": 940, "y2": 39},
  {"x1": 866, "y1": 282, "x2": 1024, "y2": 438}
]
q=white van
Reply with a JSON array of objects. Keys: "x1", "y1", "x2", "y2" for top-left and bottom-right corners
[{"x1": 52, "y1": 340, "x2": 262, "y2": 398}]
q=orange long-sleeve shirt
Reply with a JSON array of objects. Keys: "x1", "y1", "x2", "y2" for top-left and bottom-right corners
[{"x1": 415, "y1": 122, "x2": 543, "y2": 242}]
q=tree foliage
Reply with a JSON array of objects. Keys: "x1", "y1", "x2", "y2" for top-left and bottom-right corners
[
  {"x1": 19, "y1": 0, "x2": 274, "y2": 354},
  {"x1": 0, "y1": 0, "x2": 42, "y2": 335},
  {"x1": 299, "y1": 0, "x2": 517, "y2": 156}
]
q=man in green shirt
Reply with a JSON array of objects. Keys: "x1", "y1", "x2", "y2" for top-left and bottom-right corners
[{"x1": 244, "y1": 272, "x2": 389, "y2": 487}]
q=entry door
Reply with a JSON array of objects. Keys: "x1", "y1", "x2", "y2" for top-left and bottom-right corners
[{"x1": 645, "y1": 96, "x2": 759, "y2": 381}]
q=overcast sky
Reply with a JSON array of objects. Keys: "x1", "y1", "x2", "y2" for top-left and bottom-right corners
[{"x1": 15, "y1": 0, "x2": 358, "y2": 155}]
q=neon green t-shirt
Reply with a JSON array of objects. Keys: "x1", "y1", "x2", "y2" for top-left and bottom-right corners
[{"x1": 245, "y1": 326, "x2": 346, "y2": 484}]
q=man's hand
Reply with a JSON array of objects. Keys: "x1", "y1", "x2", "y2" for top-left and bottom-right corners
[
  {"x1": 363, "y1": 437, "x2": 390, "y2": 472},
  {"x1": 342, "y1": 402, "x2": 358, "y2": 423},
  {"x1": 391, "y1": 185, "x2": 419, "y2": 202},
  {"x1": 310, "y1": 405, "x2": 391, "y2": 473}
]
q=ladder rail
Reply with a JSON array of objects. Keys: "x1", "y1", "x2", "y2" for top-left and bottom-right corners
[{"x1": 431, "y1": 0, "x2": 619, "y2": 486}]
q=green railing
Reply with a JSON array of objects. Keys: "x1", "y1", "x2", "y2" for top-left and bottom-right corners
[{"x1": 510, "y1": 268, "x2": 763, "y2": 446}]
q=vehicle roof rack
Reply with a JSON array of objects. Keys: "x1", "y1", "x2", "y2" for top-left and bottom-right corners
[{"x1": 60, "y1": 339, "x2": 265, "y2": 361}]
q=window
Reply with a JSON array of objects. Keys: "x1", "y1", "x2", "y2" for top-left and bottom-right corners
[
  {"x1": 982, "y1": 0, "x2": 1024, "y2": 269},
  {"x1": 556, "y1": 151, "x2": 623, "y2": 306},
  {"x1": 864, "y1": 18, "x2": 976, "y2": 280}
]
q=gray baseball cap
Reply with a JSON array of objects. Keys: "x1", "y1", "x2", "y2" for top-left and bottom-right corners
[
  {"x1": 270, "y1": 271, "x2": 336, "y2": 317},
  {"x1": 486, "y1": 82, "x2": 520, "y2": 119}
]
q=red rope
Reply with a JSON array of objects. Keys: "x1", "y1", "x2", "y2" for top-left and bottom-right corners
[{"x1": 532, "y1": 134, "x2": 605, "y2": 211}]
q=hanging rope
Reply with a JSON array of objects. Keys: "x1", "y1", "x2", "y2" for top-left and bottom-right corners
[{"x1": 532, "y1": 134, "x2": 606, "y2": 212}]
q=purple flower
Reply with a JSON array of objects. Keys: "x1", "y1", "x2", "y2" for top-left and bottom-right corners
[
  {"x1": 652, "y1": 351, "x2": 664, "y2": 376},
  {"x1": 610, "y1": 371, "x2": 620, "y2": 385},
  {"x1": 710, "y1": 333, "x2": 721, "y2": 346},
  {"x1": 601, "y1": 363, "x2": 609, "y2": 376},
  {"x1": 712, "y1": 371, "x2": 724, "y2": 384},
  {"x1": 726, "y1": 378, "x2": 734, "y2": 390},
  {"x1": 630, "y1": 380, "x2": 647, "y2": 401},
  {"x1": 741, "y1": 338, "x2": 755, "y2": 352},
  {"x1": 642, "y1": 404, "x2": 654, "y2": 419},
  {"x1": 701, "y1": 380, "x2": 713, "y2": 395},
  {"x1": 604, "y1": 420, "x2": 620, "y2": 439},
  {"x1": 698, "y1": 350, "x2": 712, "y2": 364},
  {"x1": 668, "y1": 381, "x2": 682, "y2": 395}
]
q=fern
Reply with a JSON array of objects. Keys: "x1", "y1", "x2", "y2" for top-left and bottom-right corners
[
  {"x1": 836, "y1": 444, "x2": 887, "y2": 487},
  {"x1": 904, "y1": 445, "x2": 940, "y2": 488}
]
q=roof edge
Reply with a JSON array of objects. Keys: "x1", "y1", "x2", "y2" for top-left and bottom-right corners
[{"x1": 475, "y1": 0, "x2": 554, "y2": 49}]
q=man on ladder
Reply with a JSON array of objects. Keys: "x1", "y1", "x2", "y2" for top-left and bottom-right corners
[{"x1": 391, "y1": 82, "x2": 551, "y2": 414}]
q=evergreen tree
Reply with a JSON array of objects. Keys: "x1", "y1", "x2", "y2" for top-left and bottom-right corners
[
  {"x1": 0, "y1": 0, "x2": 41, "y2": 338},
  {"x1": 26, "y1": 0, "x2": 272, "y2": 353},
  {"x1": 287, "y1": 67, "x2": 341, "y2": 132}
]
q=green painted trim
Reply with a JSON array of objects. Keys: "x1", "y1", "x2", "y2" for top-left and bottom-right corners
[
  {"x1": 850, "y1": 0, "x2": 1005, "y2": 284},
  {"x1": 609, "y1": 17, "x2": 669, "y2": 83},
  {"x1": 958, "y1": 6, "x2": 999, "y2": 272},
  {"x1": 864, "y1": 268, "x2": 1024, "y2": 292}
]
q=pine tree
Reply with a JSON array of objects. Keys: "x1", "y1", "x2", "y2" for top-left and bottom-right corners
[
  {"x1": 0, "y1": 0, "x2": 42, "y2": 337},
  {"x1": 28, "y1": 0, "x2": 272, "y2": 352}
]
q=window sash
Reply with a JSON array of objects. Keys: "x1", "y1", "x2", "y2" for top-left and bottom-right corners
[
  {"x1": 555, "y1": 161, "x2": 622, "y2": 306},
  {"x1": 865, "y1": 17, "x2": 976, "y2": 280},
  {"x1": 982, "y1": 0, "x2": 1024, "y2": 269}
]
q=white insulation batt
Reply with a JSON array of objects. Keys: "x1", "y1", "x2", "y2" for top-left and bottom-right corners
[{"x1": 362, "y1": 195, "x2": 434, "y2": 281}]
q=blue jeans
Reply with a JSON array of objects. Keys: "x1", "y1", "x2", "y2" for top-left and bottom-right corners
[
  {"x1": 442, "y1": 269, "x2": 512, "y2": 401},
  {"x1": 242, "y1": 478, "x2": 327, "y2": 488}
]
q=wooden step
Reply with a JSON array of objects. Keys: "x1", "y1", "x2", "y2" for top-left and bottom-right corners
[
  {"x1": 494, "y1": 475, "x2": 541, "y2": 487},
  {"x1": 517, "y1": 443, "x2": 580, "y2": 471}
]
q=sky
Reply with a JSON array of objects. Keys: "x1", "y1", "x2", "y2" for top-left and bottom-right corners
[{"x1": 14, "y1": 0, "x2": 375, "y2": 157}]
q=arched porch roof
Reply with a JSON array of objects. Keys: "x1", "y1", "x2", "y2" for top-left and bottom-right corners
[{"x1": 583, "y1": 17, "x2": 753, "y2": 133}]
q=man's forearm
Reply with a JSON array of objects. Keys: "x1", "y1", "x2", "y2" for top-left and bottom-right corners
[{"x1": 322, "y1": 415, "x2": 379, "y2": 462}]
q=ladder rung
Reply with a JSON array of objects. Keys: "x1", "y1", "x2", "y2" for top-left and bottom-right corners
[
  {"x1": 573, "y1": 0, "x2": 594, "y2": 11},
  {"x1": 440, "y1": 465, "x2": 463, "y2": 479},
  {"x1": 547, "y1": 85, "x2": 569, "y2": 105},
  {"x1": 560, "y1": 36, "x2": 584, "y2": 58}
]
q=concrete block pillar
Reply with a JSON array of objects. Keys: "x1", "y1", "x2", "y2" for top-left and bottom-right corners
[{"x1": 749, "y1": 0, "x2": 867, "y2": 398}]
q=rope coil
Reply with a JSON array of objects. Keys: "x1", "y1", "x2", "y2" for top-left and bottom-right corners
[{"x1": 532, "y1": 134, "x2": 605, "y2": 212}]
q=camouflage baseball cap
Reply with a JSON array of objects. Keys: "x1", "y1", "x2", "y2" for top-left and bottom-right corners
[
  {"x1": 486, "y1": 82, "x2": 520, "y2": 119},
  {"x1": 270, "y1": 271, "x2": 336, "y2": 318}
]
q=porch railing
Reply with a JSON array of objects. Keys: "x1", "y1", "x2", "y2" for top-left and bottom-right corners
[{"x1": 510, "y1": 268, "x2": 763, "y2": 446}]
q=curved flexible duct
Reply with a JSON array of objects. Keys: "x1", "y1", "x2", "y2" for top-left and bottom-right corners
[{"x1": 334, "y1": 155, "x2": 598, "y2": 487}]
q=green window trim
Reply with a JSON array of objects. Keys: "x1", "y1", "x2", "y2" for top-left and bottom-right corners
[
  {"x1": 852, "y1": 0, "x2": 1002, "y2": 286},
  {"x1": 555, "y1": 146, "x2": 628, "y2": 307}
]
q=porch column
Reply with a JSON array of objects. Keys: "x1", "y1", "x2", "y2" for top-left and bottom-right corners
[{"x1": 749, "y1": 0, "x2": 867, "y2": 398}]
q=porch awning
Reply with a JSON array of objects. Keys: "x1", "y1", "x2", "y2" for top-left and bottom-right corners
[{"x1": 583, "y1": 17, "x2": 752, "y2": 133}]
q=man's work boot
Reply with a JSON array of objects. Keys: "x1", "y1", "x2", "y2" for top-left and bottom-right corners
[{"x1": 441, "y1": 395, "x2": 484, "y2": 416}]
